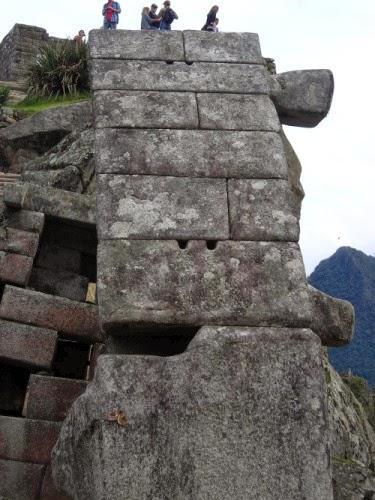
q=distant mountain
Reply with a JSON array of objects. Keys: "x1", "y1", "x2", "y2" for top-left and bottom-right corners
[{"x1": 309, "y1": 247, "x2": 375, "y2": 386}]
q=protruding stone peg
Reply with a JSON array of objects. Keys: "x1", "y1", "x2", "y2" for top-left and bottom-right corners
[{"x1": 270, "y1": 69, "x2": 334, "y2": 127}]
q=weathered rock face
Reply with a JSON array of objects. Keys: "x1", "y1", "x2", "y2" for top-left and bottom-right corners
[
  {"x1": 52, "y1": 327, "x2": 333, "y2": 500},
  {"x1": 0, "y1": 101, "x2": 92, "y2": 170}
]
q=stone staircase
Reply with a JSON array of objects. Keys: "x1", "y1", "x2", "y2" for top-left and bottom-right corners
[{"x1": 0, "y1": 172, "x2": 21, "y2": 197}]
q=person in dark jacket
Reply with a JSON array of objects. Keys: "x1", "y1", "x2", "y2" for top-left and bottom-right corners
[
  {"x1": 149, "y1": 4, "x2": 161, "y2": 29},
  {"x1": 202, "y1": 5, "x2": 219, "y2": 31},
  {"x1": 159, "y1": 1, "x2": 178, "y2": 31}
]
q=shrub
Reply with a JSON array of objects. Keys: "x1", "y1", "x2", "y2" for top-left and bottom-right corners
[
  {"x1": 26, "y1": 40, "x2": 89, "y2": 98},
  {"x1": 0, "y1": 85, "x2": 10, "y2": 106}
]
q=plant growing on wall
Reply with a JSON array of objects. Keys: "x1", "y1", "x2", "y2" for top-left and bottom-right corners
[
  {"x1": 26, "y1": 40, "x2": 89, "y2": 98},
  {"x1": 0, "y1": 85, "x2": 10, "y2": 106}
]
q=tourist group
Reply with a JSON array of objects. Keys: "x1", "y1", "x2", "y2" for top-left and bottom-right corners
[{"x1": 102, "y1": 1, "x2": 219, "y2": 31}]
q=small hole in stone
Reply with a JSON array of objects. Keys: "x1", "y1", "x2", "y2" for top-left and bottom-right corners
[
  {"x1": 177, "y1": 240, "x2": 188, "y2": 249},
  {"x1": 166, "y1": 61, "x2": 174, "y2": 65},
  {"x1": 206, "y1": 241, "x2": 218, "y2": 250},
  {"x1": 185, "y1": 61, "x2": 194, "y2": 66}
]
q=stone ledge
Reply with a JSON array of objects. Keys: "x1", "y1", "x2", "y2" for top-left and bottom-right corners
[
  {"x1": 0, "y1": 285, "x2": 102, "y2": 343},
  {"x1": 0, "y1": 458, "x2": 45, "y2": 500}
]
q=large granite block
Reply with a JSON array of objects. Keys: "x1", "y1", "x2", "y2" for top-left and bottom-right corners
[
  {"x1": 89, "y1": 29, "x2": 185, "y2": 61},
  {"x1": 91, "y1": 59, "x2": 269, "y2": 93},
  {"x1": 25, "y1": 375, "x2": 88, "y2": 421},
  {"x1": 95, "y1": 129, "x2": 288, "y2": 179},
  {"x1": 228, "y1": 179, "x2": 300, "y2": 241},
  {"x1": 94, "y1": 91, "x2": 199, "y2": 129},
  {"x1": 0, "y1": 319, "x2": 57, "y2": 369},
  {"x1": 0, "y1": 286, "x2": 102, "y2": 343},
  {"x1": 97, "y1": 174, "x2": 229, "y2": 240},
  {"x1": 197, "y1": 93, "x2": 280, "y2": 131},
  {"x1": 183, "y1": 31, "x2": 263, "y2": 64},
  {"x1": 97, "y1": 240, "x2": 312, "y2": 332},
  {"x1": 0, "y1": 227, "x2": 39, "y2": 257},
  {"x1": 3, "y1": 183, "x2": 95, "y2": 226},
  {"x1": 0, "y1": 416, "x2": 61, "y2": 464},
  {"x1": 0, "y1": 459, "x2": 45, "y2": 500},
  {"x1": 52, "y1": 327, "x2": 333, "y2": 500},
  {"x1": 0, "y1": 250, "x2": 33, "y2": 285}
]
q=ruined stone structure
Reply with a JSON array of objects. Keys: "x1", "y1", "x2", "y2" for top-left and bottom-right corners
[
  {"x1": 46, "y1": 30, "x2": 354, "y2": 499},
  {"x1": 0, "y1": 24, "x2": 66, "y2": 82}
]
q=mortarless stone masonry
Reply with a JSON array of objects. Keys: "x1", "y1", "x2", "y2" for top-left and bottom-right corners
[{"x1": 51, "y1": 29, "x2": 355, "y2": 500}]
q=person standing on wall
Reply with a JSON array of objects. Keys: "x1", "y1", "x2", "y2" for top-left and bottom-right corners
[
  {"x1": 141, "y1": 6, "x2": 161, "y2": 29},
  {"x1": 102, "y1": 0, "x2": 121, "y2": 30},
  {"x1": 202, "y1": 5, "x2": 219, "y2": 31},
  {"x1": 159, "y1": 1, "x2": 178, "y2": 31},
  {"x1": 149, "y1": 4, "x2": 161, "y2": 30}
]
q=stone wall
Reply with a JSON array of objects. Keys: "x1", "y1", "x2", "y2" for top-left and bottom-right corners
[{"x1": 0, "y1": 24, "x2": 67, "y2": 82}]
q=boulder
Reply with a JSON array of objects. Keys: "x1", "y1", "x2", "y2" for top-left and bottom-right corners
[
  {"x1": 52, "y1": 327, "x2": 333, "y2": 500},
  {"x1": 270, "y1": 70, "x2": 334, "y2": 127},
  {"x1": 0, "y1": 101, "x2": 92, "y2": 169}
]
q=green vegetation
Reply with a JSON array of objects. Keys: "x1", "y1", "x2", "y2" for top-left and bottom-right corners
[
  {"x1": 0, "y1": 85, "x2": 10, "y2": 106},
  {"x1": 342, "y1": 373, "x2": 375, "y2": 430},
  {"x1": 26, "y1": 40, "x2": 89, "y2": 98},
  {"x1": 13, "y1": 92, "x2": 90, "y2": 115}
]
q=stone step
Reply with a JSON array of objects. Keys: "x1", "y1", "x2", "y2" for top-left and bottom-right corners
[
  {"x1": 0, "y1": 458, "x2": 45, "y2": 500},
  {"x1": 0, "y1": 285, "x2": 102, "y2": 343},
  {"x1": 24, "y1": 375, "x2": 88, "y2": 421},
  {"x1": 0, "y1": 250, "x2": 33, "y2": 285},
  {"x1": 0, "y1": 227, "x2": 40, "y2": 257},
  {"x1": 0, "y1": 319, "x2": 58, "y2": 369},
  {"x1": 5, "y1": 208, "x2": 45, "y2": 234},
  {"x1": 0, "y1": 416, "x2": 61, "y2": 464}
]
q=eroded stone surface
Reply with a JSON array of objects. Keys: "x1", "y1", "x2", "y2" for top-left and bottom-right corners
[
  {"x1": 95, "y1": 129, "x2": 288, "y2": 179},
  {"x1": 89, "y1": 29, "x2": 185, "y2": 61},
  {"x1": 97, "y1": 174, "x2": 229, "y2": 240},
  {"x1": 228, "y1": 179, "x2": 300, "y2": 241},
  {"x1": 183, "y1": 31, "x2": 263, "y2": 63},
  {"x1": 91, "y1": 59, "x2": 269, "y2": 93},
  {"x1": 94, "y1": 90, "x2": 199, "y2": 129},
  {"x1": 98, "y1": 240, "x2": 312, "y2": 331},
  {"x1": 52, "y1": 327, "x2": 333, "y2": 500},
  {"x1": 197, "y1": 93, "x2": 280, "y2": 131}
]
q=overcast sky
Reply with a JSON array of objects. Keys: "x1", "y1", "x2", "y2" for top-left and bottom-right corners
[{"x1": 1, "y1": 1, "x2": 374, "y2": 274}]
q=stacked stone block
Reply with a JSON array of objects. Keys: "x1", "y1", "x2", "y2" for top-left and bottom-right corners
[
  {"x1": 0, "y1": 185, "x2": 101, "y2": 499},
  {"x1": 51, "y1": 31, "x2": 354, "y2": 500},
  {"x1": 90, "y1": 30, "x2": 307, "y2": 334}
]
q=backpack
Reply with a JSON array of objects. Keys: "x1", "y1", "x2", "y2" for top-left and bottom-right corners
[{"x1": 163, "y1": 8, "x2": 175, "y2": 24}]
